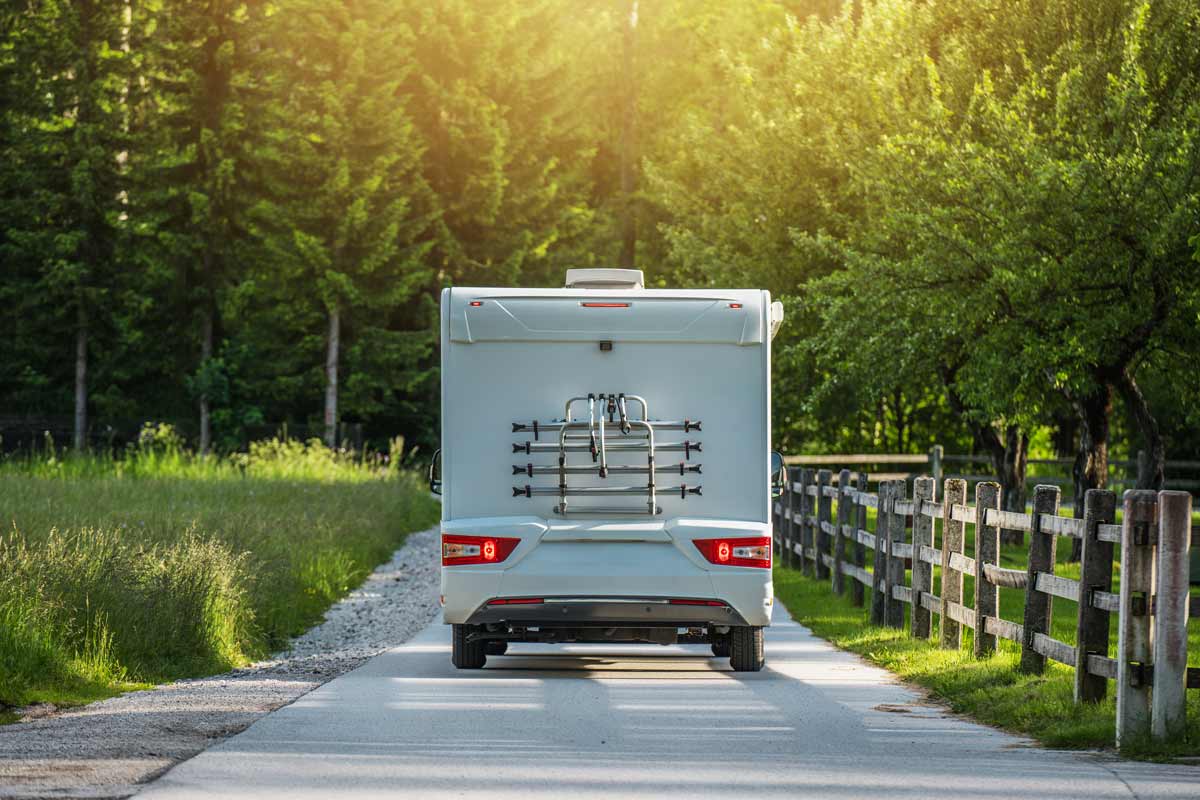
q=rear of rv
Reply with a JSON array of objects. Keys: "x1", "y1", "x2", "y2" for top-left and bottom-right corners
[{"x1": 436, "y1": 270, "x2": 782, "y2": 670}]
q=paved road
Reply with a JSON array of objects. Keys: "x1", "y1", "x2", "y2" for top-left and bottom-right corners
[{"x1": 138, "y1": 604, "x2": 1199, "y2": 799}]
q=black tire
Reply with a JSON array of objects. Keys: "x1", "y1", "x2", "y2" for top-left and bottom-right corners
[
  {"x1": 484, "y1": 640, "x2": 508, "y2": 656},
  {"x1": 711, "y1": 638, "x2": 730, "y2": 657},
  {"x1": 452, "y1": 624, "x2": 487, "y2": 669},
  {"x1": 729, "y1": 626, "x2": 764, "y2": 672}
]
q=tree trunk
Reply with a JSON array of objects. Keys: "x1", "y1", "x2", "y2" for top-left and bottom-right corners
[
  {"x1": 323, "y1": 306, "x2": 340, "y2": 448},
  {"x1": 999, "y1": 425, "x2": 1029, "y2": 546},
  {"x1": 198, "y1": 300, "x2": 213, "y2": 455},
  {"x1": 74, "y1": 305, "x2": 88, "y2": 452},
  {"x1": 618, "y1": 0, "x2": 638, "y2": 268},
  {"x1": 1068, "y1": 383, "x2": 1112, "y2": 560},
  {"x1": 976, "y1": 422, "x2": 1028, "y2": 546},
  {"x1": 1117, "y1": 368, "x2": 1164, "y2": 490}
]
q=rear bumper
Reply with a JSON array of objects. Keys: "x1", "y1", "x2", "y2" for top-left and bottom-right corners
[{"x1": 463, "y1": 597, "x2": 751, "y2": 627}]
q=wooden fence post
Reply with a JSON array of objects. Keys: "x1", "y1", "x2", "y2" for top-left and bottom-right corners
[
  {"x1": 1116, "y1": 489, "x2": 1156, "y2": 749},
  {"x1": 851, "y1": 472, "x2": 867, "y2": 607},
  {"x1": 1075, "y1": 488, "x2": 1116, "y2": 703},
  {"x1": 870, "y1": 481, "x2": 891, "y2": 626},
  {"x1": 973, "y1": 482, "x2": 1001, "y2": 658},
  {"x1": 910, "y1": 476, "x2": 935, "y2": 639},
  {"x1": 1152, "y1": 491, "x2": 1192, "y2": 741},
  {"x1": 833, "y1": 468, "x2": 850, "y2": 595},
  {"x1": 885, "y1": 479, "x2": 907, "y2": 629},
  {"x1": 941, "y1": 478, "x2": 967, "y2": 650},
  {"x1": 799, "y1": 468, "x2": 813, "y2": 577},
  {"x1": 816, "y1": 469, "x2": 832, "y2": 580},
  {"x1": 1020, "y1": 484, "x2": 1061, "y2": 673},
  {"x1": 929, "y1": 445, "x2": 944, "y2": 488},
  {"x1": 780, "y1": 468, "x2": 793, "y2": 569}
]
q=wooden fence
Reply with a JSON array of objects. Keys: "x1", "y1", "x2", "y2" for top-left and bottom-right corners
[
  {"x1": 773, "y1": 467, "x2": 1196, "y2": 749},
  {"x1": 784, "y1": 446, "x2": 1200, "y2": 493}
]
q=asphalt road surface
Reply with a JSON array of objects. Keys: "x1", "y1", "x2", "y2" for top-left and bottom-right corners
[{"x1": 137, "y1": 604, "x2": 1199, "y2": 799}]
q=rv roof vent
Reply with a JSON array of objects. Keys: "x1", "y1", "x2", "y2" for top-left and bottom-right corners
[{"x1": 564, "y1": 268, "x2": 645, "y2": 290}]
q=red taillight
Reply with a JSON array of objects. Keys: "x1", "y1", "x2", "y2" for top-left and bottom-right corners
[
  {"x1": 469, "y1": 300, "x2": 483, "y2": 306},
  {"x1": 487, "y1": 597, "x2": 544, "y2": 605},
  {"x1": 441, "y1": 534, "x2": 520, "y2": 566},
  {"x1": 694, "y1": 537, "x2": 771, "y2": 569},
  {"x1": 668, "y1": 598, "x2": 727, "y2": 606},
  {"x1": 580, "y1": 302, "x2": 630, "y2": 308},
  {"x1": 729, "y1": 302, "x2": 743, "y2": 309}
]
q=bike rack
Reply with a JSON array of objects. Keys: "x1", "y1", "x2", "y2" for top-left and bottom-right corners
[{"x1": 511, "y1": 392, "x2": 703, "y2": 516}]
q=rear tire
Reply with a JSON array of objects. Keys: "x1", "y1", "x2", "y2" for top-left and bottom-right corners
[
  {"x1": 452, "y1": 624, "x2": 487, "y2": 669},
  {"x1": 729, "y1": 626, "x2": 764, "y2": 672},
  {"x1": 484, "y1": 640, "x2": 508, "y2": 656},
  {"x1": 711, "y1": 638, "x2": 730, "y2": 657}
]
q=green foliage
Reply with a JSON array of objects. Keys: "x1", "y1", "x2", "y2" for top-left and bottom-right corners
[{"x1": 0, "y1": 438, "x2": 439, "y2": 711}]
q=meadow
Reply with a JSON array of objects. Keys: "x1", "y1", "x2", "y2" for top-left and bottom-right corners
[{"x1": 0, "y1": 427, "x2": 440, "y2": 721}]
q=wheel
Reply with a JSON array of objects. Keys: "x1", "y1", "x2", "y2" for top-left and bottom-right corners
[
  {"x1": 452, "y1": 624, "x2": 487, "y2": 669},
  {"x1": 711, "y1": 638, "x2": 730, "y2": 657},
  {"x1": 729, "y1": 626, "x2": 764, "y2": 672},
  {"x1": 485, "y1": 640, "x2": 508, "y2": 656}
]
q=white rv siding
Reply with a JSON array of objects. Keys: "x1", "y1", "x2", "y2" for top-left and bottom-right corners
[{"x1": 439, "y1": 287, "x2": 772, "y2": 526}]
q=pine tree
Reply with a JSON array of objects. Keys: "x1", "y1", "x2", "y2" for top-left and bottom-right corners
[
  {"x1": 1, "y1": 1, "x2": 134, "y2": 449},
  {"x1": 130, "y1": 0, "x2": 267, "y2": 452},
  {"x1": 254, "y1": 0, "x2": 434, "y2": 446}
]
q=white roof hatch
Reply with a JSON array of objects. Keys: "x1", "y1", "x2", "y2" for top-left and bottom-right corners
[{"x1": 564, "y1": 268, "x2": 645, "y2": 290}]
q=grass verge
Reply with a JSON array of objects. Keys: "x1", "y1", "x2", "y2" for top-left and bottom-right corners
[
  {"x1": 0, "y1": 429, "x2": 440, "y2": 717},
  {"x1": 773, "y1": 564, "x2": 1200, "y2": 758}
]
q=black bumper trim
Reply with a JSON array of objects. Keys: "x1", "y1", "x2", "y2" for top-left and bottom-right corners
[{"x1": 463, "y1": 597, "x2": 750, "y2": 628}]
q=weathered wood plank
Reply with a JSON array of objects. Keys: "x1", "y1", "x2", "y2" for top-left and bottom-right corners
[
  {"x1": 1086, "y1": 654, "x2": 1119, "y2": 680},
  {"x1": 820, "y1": 520, "x2": 836, "y2": 535},
  {"x1": 1032, "y1": 632, "x2": 1077, "y2": 667},
  {"x1": 821, "y1": 552, "x2": 835, "y2": 569},
  {"x1": 982, "y1": 564, "x2": 1028, "y2": 589},
  {"x1": 892, "y1": 584, "x2": 913, "y2": 605},
  {"x1": 1096, "y1": 523, "x2": 1123, "y2": 543},
  {"x1": 1039, "y1": 513, "x2": 1085, "y2": 539},
  {"x1": 891, "y1": 541, "x2": 914, "y2": 559},
  {"x1": 832, "y1": 469, "x2": 851, "y2": 597},
  {"x1": 893, "y1": 499, "x2": 916, "y2": 516},
  {"x1": 1034, "y1": 572, "x2": 1080, "y2": 602},
  {"x1": 885, "y1": 480, "x2": 907, "y2": 628},
  {"x1": 806, "y1": 485, "x2": 819, "y2": 497},
  {"x1": 984, "y1": 508, "x2": 1033, "y2": 532},
  {"x1": 943, "y1": 599, "x2": 975, "y2": 629},
  {"x1": 985, "y1": 616, "x2": 1025, "y2": 644},
  {"x1": 869, "y1": 482, "x2": 890, "y2": 627},
  {"x1": 1021, "y1": 485, "x2": 1061, "y2": 675},
  {"x1": 858, "y1": 492, "x2": 880, "y2": 509},
  {"x1": 1152, "y1": 491, "x2": 1193, "y2": 741},
  {"x1": 856, "y1": 529, "x2": 877, "y2": 550},
  {"x1": 1076, "y1": 490, "x2": 1118, "y2": 703},
  {"x1": 951, "y1": 504, "x2": 977, "y2": 524},
  {"x1": 851, "y1": 473, "x2": 868, "y2": 607},
  {"x1": 1117, "y1": 491, "x2": 1156, "y2": 749},
  {"x1": 948, "y1": 551, "x2": 976, "y2": 577},
  {"x1": 918, "y1": 544, "x2": 940, "y2": 566},
  {"x1": 1090, "y1": 590, "x2": 1121, "y2": 613},
  {"x1": 974, "y1": 482, "x2": 1001, "y2": 658},
  {"x1": 940, "y1": 479, "x2": 968, "y2": 650},
  {"x1": 784, "y1": 453, "x2": 930, "y2": 466},
  {"x1": 816, "y1": 469, "x2": 832, "y2": 581},
  {"x1": 920, "y1": 591, "x2": 941, "y2": 613}
]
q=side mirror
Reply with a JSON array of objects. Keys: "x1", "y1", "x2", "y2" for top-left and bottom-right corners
[
  {"x1": 770, "y1": 451, "x2": 786, "y2": 498},
  {"x1": 429, "y1": 449, "x2": 443, "y2": 496}
]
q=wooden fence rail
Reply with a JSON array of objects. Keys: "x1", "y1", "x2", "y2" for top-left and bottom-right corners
[{"x1": 772, "y1": 470, "x2": 1196, "y2": 750}]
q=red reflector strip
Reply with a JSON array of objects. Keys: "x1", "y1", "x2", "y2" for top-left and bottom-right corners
[
  {"x1": 469, "y1": 300, "x2": 483, "y2": 306},
  {"x1": 668, "y1": 599, "x2": 726, "y2": 606},
  {"x1": 729, "y1": 303, "x2": 742, "y2": 309},
  {"x1": 488, "y1": 597, "x2": 544, "y2": 606},
  {"x1": 580, "y1": 302, "x2": 630, "y2": 308}
]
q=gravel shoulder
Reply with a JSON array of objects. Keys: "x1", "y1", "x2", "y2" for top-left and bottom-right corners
[{"x1": 0, "y1": 525, "x2": 441, "y2": 800}]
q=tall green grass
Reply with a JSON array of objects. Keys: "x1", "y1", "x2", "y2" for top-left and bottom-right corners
[{"x1": 0, "y1": 426, "x2": 439, "y2": 713}]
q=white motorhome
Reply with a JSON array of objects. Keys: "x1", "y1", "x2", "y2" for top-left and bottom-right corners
[{"x1": 433, "y1": 269, "x2": 785, "y2": 671}]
